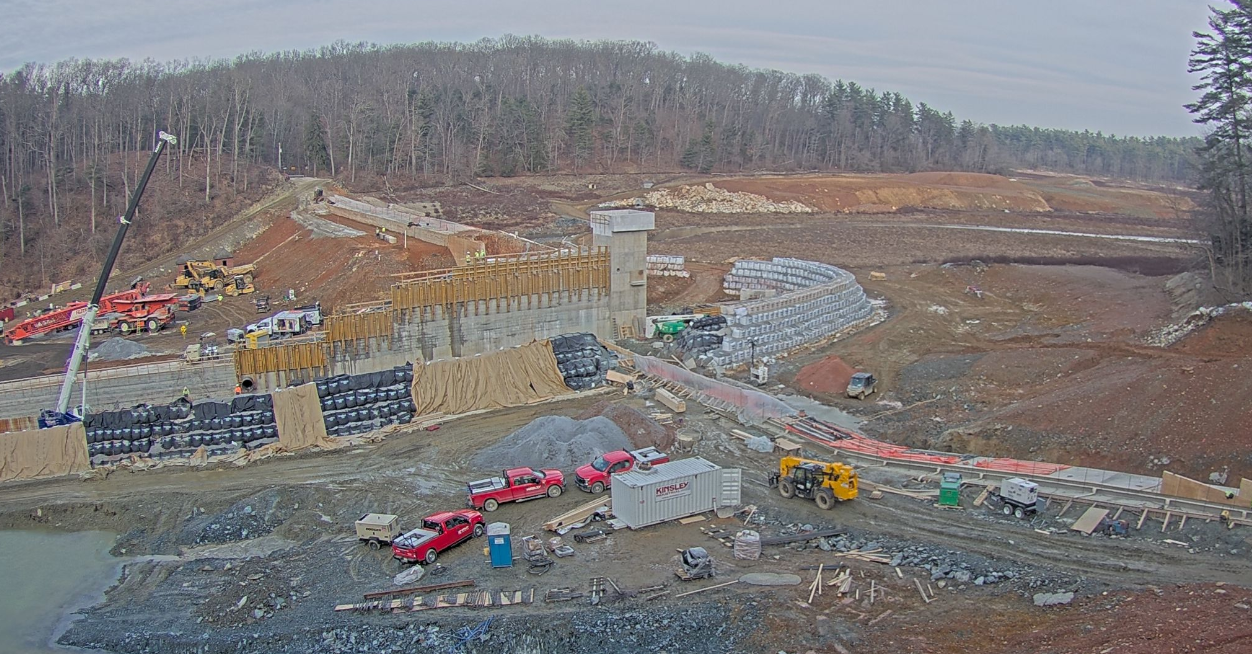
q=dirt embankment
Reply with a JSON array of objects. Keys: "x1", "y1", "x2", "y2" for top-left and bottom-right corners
[
  {"x1": 775, "y1": 261, "x2": 1252, "y2": 482},
  {"x1": 233, "y1": 215, "x2": 450, "y2": 310},
  {"x1": 626, "y1": 172, "x2": 1194, "y2": 219},
  {"x1": 715, "y1": 173, "x2": 1051, "y2": 214}
]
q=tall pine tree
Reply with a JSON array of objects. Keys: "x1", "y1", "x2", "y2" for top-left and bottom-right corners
[{"x1": 1188, "y1": 0, "x2": 1252, "y2": 296}]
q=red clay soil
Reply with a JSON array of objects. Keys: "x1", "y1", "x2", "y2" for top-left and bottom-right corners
[
  {"x1": 962, "y1": 316, "x2": 1252, "y2": 480},
  {"x1": 794, "y1": 355, "x2": 859, "y2": 395},
  {"x1": 233, "y1": 216, "x2": 445, "y2": 310},
  {"x1": 716, "y1": 174, "x2": 1051, "y2": 213},
  {"x1": 576, "y1": 401, "x2": 675, "y2": 451}
]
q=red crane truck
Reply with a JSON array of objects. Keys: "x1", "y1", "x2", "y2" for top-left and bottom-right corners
[
  {"x1": 3, "y1": 284, "x2": 152, "y2": 345},
  {"x1": 467, "y1": 467, "x2": 565, "y2": 512}
]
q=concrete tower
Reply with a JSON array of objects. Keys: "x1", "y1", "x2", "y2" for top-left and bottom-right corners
[{"x1": 590, "y1": 209, "x2": 654, "y2": 337}]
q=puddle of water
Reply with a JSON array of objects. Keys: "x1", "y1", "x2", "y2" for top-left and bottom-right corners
[
  {"x1": 0, "y1": 530, "x2": 119, "y2": 653},
  {"x1": 779, "y1": 394, "x2": 862, "y2": 431}
]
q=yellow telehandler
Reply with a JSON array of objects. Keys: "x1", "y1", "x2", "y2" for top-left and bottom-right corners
[{"x1": 768, "y1": 456, "x2": 858, "y2": 509}]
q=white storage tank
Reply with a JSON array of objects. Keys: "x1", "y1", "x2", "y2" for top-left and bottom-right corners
[{"x1": 610, "y1": 457, "x2": 741, "y2": 529}]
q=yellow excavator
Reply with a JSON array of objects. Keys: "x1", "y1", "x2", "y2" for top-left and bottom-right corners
[
  {"x1": 174, "y1": 260, "x2": 256, "y2": 296},
  {"x1": 768, "y1": 456, "x2": 858, "y2": 509}
]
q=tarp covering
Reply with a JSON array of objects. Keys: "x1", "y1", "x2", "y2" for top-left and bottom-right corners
[
  {"x1": 273, "y1": 383, "x2": 334, "y2": 451},
  {"x1": 410, "y1": 340, "x2": 571, "y2": 416},
  {"x1": 0, "y1": 423, "x2": 90, "y2": 482}
]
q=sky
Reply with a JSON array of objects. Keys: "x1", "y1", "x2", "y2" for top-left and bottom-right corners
[{"x1": 0, "y1": 0, "x2": 1216, "y2": 137}]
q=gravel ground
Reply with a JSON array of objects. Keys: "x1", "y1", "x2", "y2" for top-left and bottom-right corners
[
  {"x1": 90, "y1": 338, "x2": 151, "y2": 362},
  {"x1": 471, "y1": 416, "x2": 631, "y2": 470}
]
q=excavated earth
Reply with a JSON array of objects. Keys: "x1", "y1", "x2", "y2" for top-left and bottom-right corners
[{"x1": 2, "y1": 171, "x2": 1249, "y2": 653}]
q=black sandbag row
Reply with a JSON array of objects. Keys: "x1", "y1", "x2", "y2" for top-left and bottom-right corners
[
  {"x1": 84, "y1": 394, "x2": 277, "y2": 464},
  {"x1": 551, "y1": 332, "x2": 616, "y2": 391},
  {"x1": 309, "y1": 364, "x2": 417, "y2": 438},
  {"x1": 673, "y1": 315, "x2": 726, "y2": 357},
  {"x1": 83, "y1": 403, "x2": 192, "y2": 429},
  {"x1": 313, "y1": 364, "x2": 414, "y2": 399}
]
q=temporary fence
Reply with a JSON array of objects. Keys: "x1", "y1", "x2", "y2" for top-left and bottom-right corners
[
  {"x1": 713, "y1": 258, "x2": 874, "y2": 366},
  {"x1": 632, "y1": 354, "x2": 796, "y2": 424}
]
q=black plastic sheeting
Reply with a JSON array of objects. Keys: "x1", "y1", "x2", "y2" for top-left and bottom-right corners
[
  {"x1": 672, "y1": 314, "x2": 728, "y2": 357},
  {"x1": 551, "y1": 332, "x2": 617, "y2": 391},
  {"x1": 84, "y1": 394, "x2": 277, "y2": 463},
  {"x1": 81, "y1": 362, "x2": 420, "y2": 462},
  {"x1": 314, "y1": 363, "x2": 416, "y2": 437}
]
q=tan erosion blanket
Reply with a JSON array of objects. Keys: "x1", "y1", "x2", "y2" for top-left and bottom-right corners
[
  {"x1": 0, "y1": 423, "x2": 90, "y2": 482},
  {"x1": 411, "y1": 340, "x2": 571, "y2": 416},
  {"x1": 273, "y1": 383, "x2": 335, "y2": 451}
]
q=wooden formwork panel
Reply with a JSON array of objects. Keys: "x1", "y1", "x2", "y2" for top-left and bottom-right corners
[
  {"x1": 327, "y1": 311, "x2": 395, "y2": 344},
  {"x1": 391, "y1": 250, "x2": 610, "y2": 313},
  {"x1": 234, "y1": 342, "x2": 329, "y2": 379}
]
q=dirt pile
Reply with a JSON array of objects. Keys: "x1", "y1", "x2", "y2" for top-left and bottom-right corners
[
  {"x1": 577, "y1": 401, "x2": 674, "y2": 451},
  {"x1": 90, "y1": 338, "x2": 150, "y2": 362},
  {"x1": 470, "y1": 415, "x2": 630, "y2": 470},
  {"x1": 793, "y1": 355, "x2": 859, "y2": 395},
  {"x1": 233, "y1": 216, "x2": 449, "y2": 310},
  {"x1": 605, "y1": 183, "x2": 815, "y2": 214}
]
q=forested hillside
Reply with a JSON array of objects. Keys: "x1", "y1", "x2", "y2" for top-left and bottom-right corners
[{"x1": 0, "y1": 36, "x2": 1200, "y2": 294}]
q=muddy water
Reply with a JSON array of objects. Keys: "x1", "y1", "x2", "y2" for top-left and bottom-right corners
[{"x1": 0, "y1": 530, "x2": 119, "y2": 653}]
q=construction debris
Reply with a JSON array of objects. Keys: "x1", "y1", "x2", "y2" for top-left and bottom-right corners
[
  {"x1": 602, "y1": 183, "x2": 816, "y2": 214},
  {"x1": 760, "y1": 528, "x2": 843, "y2": 546}
]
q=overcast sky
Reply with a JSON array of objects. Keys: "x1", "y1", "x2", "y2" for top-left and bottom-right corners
[{"x1": 0, "y1": 0, "x2": 1214, "y2": 137}]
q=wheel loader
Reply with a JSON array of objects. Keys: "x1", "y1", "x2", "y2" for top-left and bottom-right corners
[
  {"x1": 174, "y1": 260, "x2": 256, "y2": 295},
  {"x1": 768, "y1": 456, "x2": 858, "y2": 510}
]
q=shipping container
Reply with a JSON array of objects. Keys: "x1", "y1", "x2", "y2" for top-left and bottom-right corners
[{"x1": 610, "y1": 457, "x2": 741, "y2": 529}]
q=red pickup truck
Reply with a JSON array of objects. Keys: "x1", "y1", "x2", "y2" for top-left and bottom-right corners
[
  {"x1": 574, "y1": 447, "x2": 670, "y2": 494},
  {"x1": 391, "y1": 510, "x2": 485, "y2": 565},
  {"x1": 467, "y1": 467, "x2": 565, "y2": 511}
]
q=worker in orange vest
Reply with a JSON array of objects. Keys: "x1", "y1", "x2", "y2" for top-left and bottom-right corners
[{"x1": 234, "y1": 384, "x2": 242, "y2": 395}]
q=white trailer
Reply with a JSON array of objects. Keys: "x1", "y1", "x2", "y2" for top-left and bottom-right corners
[{"x1": 610, "y1": 457, "x2": 741, "y2": 529}]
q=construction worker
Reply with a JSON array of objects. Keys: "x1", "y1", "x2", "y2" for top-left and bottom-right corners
[
  {"x1": 180, "y1": 324, "x2": 188, "y2": 339},
  {"x1": 234, "y1": 384, "x2": 242, "y2": 395},
  {"x1": 181, "y1": 387, "x2": 190, "y2": 400}
]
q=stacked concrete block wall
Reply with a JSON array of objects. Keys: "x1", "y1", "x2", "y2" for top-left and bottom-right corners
[
  {"x1": 646, "y1": 255, "x2": 689, "y2": 278},
  {"x1": 0, "y1": 359, "x2": 238, "y2": 420},
  {"x1": 713, "y1": 258, "x2": 873, "y2": 366}
]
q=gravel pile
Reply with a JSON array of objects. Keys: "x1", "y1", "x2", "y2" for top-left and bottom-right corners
[
  {"x1": 471, "y1": 416, "x2": 631, "y2": 471},
  {"x1": 602, "y1": 182, "x2": 815, "y2": 214},
  {"x1": 90, "y1": 337, "x2": 150, "y2": 361},
  {"x1": 188, "y1": 490, "x2": 297, "y2": 545}
]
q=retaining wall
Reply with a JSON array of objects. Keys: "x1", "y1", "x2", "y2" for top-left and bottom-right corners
[
  {"x1": 713, "y1": 258, "x2": 874, "y2": 366},
  {"x1": 0, "y1": 359, "x2": 238, "y2": 420}
]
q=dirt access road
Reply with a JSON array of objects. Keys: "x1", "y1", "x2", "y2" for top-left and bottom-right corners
[{"x1": 6, "y1": 395, "x2": 1252, "y2": 654}]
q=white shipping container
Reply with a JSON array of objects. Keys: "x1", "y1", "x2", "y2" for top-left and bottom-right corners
[{"x1": 611, "y1": 457, "x2": 741, "y2": 529}]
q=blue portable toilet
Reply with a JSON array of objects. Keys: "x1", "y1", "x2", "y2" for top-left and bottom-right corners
[{"x1": 487, "y1": 522, "x2": 513, "y2": 568}]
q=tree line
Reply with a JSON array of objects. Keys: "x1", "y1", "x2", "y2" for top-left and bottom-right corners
[
  {"x1": 1189, "y1": 1, "x2": 1252, "y2": 298},
  {"x1": 0, "y1": 36, "x2": 1201, "y2": 272}
]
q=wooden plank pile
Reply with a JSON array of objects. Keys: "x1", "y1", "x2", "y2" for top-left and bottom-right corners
[{"x1": 335, "y1": 587, "x2": 533, "y2": 613}]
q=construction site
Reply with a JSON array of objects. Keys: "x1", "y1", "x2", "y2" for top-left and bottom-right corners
[{"x1": 3, "y1": 168, "x2": 1252, "y2": 654}]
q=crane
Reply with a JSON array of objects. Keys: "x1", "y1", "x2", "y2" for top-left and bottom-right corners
[{"x1": 40, "y1": 131, "x2": 177, "y2": 427}]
